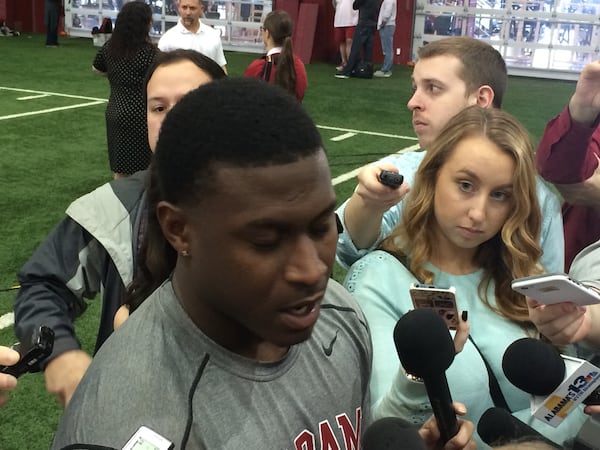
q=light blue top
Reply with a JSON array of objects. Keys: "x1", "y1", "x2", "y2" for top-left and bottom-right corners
[
  {"x1": 336, "y1": 150, "x2": 565, "y2": 273},
  {"x1": 344, "y1": 250, "x2": 587, "y2": 448}
]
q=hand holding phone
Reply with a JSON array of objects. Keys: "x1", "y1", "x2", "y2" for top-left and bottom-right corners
[
  {"x1": 0, "y1": 326, "x2": 54, "y2": 378},
  {"x1": 511, "y1": 273, "x2": 600, "y2": 306},
  {"x1": 379, "y1": 170, "x2": 404, "y2": 188},
  {"x1": 409, "y1": 283, "x2": 459, "y2": 330}
]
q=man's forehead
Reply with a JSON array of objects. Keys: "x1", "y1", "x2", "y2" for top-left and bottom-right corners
[
  {"x1": 179, "y1": 0, "x2": 202, "y2": 6},
  {"x1": 413, "y1": 55, "x2": 462, "y2": 81}
]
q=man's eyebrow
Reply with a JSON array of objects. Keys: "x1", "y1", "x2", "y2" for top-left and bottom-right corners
[{"x1": 245, "y1": 199, "x2": 338, "y2": 228}]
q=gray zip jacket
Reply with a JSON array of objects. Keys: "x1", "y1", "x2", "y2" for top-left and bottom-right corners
[{"x1": 14, "y1": 170, "x2": 148, "y2": 367}]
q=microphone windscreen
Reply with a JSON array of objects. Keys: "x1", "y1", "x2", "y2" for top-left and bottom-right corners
[
  {"x1": 477, "y1": 407, "x2": 561, "y2": 448},
  {"x1": 362, "y1": 417, "x2": 427, "y2": 450},
  {"x1": 393, "y1": 309, "x2": 455, "y2": 378},
  {"x1": 502, "y1": 337, "x2": 565, "y2": 396}
]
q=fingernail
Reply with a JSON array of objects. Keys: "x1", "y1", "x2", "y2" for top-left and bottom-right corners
[{"x1": 461, "y1": 310, "x2": 468, "y2": 322}]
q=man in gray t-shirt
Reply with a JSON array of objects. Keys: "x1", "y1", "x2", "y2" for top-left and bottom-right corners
[{"x1": 52, "y1": 79, "x2": 476, "y2": 450}]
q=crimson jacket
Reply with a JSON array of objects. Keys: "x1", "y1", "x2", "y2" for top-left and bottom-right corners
[
  {"x1": 244, "y1": 52, "x2": 308, "y2": 101},
  {"x1": 536, "y1": 105, "x2": 600, "y2": 270}
]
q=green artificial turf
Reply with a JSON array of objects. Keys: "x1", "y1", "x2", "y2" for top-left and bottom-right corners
[{"x1": 0, "y1": 32, "x2": 576, "y2": 448}]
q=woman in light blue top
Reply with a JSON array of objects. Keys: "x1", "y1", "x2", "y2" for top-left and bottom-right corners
[{"x1": 344, "y1": 105, "x2": 587, "y2": 448}]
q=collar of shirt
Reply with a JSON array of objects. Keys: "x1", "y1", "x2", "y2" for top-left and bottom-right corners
[{"x1": 266, "y1": 47, "x2": 283, "y2": 57}]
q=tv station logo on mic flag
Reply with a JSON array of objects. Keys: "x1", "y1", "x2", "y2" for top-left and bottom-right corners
[{"x1": 532, "y1": 356, "x2": 600, "y2": 427}]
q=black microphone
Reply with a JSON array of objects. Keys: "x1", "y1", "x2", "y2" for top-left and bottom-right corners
[
  {"x1": 503, "y1": 338, "x2": 600, "y2": 405},
  {"x1": 393, "y1": 308, "x2": 459, "y2": 443},
  {"x1": 362, "y1": 417, "x2": 427, "y2": 450},
  {"x1": 477, "y1": 407, "x2": 562, "y2": 448}
]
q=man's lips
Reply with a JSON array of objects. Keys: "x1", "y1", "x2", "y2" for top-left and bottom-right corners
[
  {"x1": 282, "y1": 292, "x2": 325, "y2": 315},
  {"x1": 278, "y1": 294, "x2": 324, "y2": 331}
]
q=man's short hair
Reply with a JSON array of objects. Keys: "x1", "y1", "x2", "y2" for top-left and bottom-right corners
[
  {"x1": 417, "y1": 37, "x2": 507, "y2": 108},
  {"x1": 154, "y1": 77, "x2": 324, "y2": 203}
]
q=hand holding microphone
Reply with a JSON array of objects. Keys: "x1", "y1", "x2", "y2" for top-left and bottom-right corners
[
  {"x1": 502, "y1": 337, "x2": 600, "y2": 426},
  {"x1": 477, "y1": 407, "x2": 561, "y2": 448},
  {"x1": 362, "y1": 417, "x2": 427, "y2": 450},
  {"x1": 394, "y1": 308, "x2": 459, "y2": 444},
  {"x1": 363, "y1": 408, "x2": 476, "y2": 450}
]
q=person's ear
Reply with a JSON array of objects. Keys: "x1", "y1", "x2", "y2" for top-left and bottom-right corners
[
  {"x1": 474, "y1": 85, "x2": 495, "y2": 108},
  {"x1": 156, "y1": 201, "x2": 191, "y2": 255}
]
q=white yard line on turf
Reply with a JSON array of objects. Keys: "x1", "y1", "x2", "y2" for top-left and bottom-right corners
[
  {"x1": 332, "y1": 143, "x2": 421, "y2": 185},
  {"x1": 0, "y1": 101, "x2": 106, "y2": 121},
  {"x1": 318, "y1": 124, "x2": 418, "y2": 141},
  {"x1": 0, "y1": 312, "x2": 14, "y2": 330},
  {"x1": 0, "y1": 86, "x2": 107, "y2": 102},
  {"x1": 17, "y1": 94, "x2": 50, "y2": 100},
  {"x1": 330, "y1": 132, "x2": 357, "y2": 141}
]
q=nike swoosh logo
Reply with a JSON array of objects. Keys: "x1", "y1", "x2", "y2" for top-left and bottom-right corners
[{"x1": 322, "y1": 330, "x2": 339, "y2": 357}]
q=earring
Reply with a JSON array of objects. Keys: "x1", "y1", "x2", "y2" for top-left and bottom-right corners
[{"x1": 180, "y1": 249, "x2": 190, "y2": 257}]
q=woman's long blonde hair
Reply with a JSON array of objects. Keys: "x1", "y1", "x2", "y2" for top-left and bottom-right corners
[{"x1": 381, "y1": 106, "x2": 542, "y2": 323}]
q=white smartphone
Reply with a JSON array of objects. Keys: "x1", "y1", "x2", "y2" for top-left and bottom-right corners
[
  {"x1": 409, "y1": 283, "x2": 459, "y2": 330},
  {"x1": 122, "y1": 426, "x2": 174, "y2": 450},
  {"x1": 511, "y1": 273, "x2": 600, "y2": 306}
]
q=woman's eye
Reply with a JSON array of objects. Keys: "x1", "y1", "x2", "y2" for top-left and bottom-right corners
[
  {"x1": 458, "y1": 181, "x2": 473, "y2": 192},
  {"x1": 491, "y1": 191, "x2": 511, "y2": 202}
]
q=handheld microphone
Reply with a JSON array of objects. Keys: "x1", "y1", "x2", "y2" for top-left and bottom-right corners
[
  {"x1": 362, "y1": 417, "x2": 427, "y2": 450},
  {"x1": 477, "y1": 407, "x2": 561, "y2": 448},
  {"x1": 393, "y1": 308, "x2": 459, "y2": 443},
  {"x1": 502, "y1": 338, "x2": 600, "y2": 427}
]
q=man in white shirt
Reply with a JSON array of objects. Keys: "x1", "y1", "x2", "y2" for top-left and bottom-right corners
[{"x1": 158, "y1": 0, "x2": 228, "y2": 73}]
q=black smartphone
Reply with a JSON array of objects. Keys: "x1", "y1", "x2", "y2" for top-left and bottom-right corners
[
  {"x1": 379, "y1": 170, "x2": 404, "y2": 188},
  {"x1": 0, "y1": 326, "x2": 54, "y2": 378}
]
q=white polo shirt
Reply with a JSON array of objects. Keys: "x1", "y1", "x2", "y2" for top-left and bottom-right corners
[{"x1": 158, "y1": 19, "x2": 227, "y2": 67}]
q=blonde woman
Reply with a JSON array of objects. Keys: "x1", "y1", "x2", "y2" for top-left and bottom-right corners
[{"x1": 344, "y1": 106, "x2": 587, "y2": 447}]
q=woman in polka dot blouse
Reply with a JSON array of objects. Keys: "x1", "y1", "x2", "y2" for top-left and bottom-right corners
[{"x1": 93, "y1": 1, "x2": 157, "y2": 178}]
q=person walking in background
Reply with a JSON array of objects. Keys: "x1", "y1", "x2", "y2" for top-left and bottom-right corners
[
  {"x1": 158, "y1": 0, "x2": 228, "y2": 73},
  {"x1": 335, "y1": 0, "x2": 380, "y2": 79},
  {"x1": 44, "y1": 0, "x2": 61, "y2": 47},
  {"x1": 92, "y1": 1, "x2": 157, "y2": 179},
  {"x1": 244, "y1": 10, "x2": 307, "y2": 101},
  {"x1": 333, "y1": 0, "x2": 358, "y2": 72},
  {"x1": 374, "y1": 0, "x2": 395, "y2": 78}
]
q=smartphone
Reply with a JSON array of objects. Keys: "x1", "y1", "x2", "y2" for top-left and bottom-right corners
[
  {"x1": 511, "y1": 273, "x2": 600, "y2": 306},
  {"x1": 409, "y1": 283, "x2": 459, "y2": 330},
  {"x1": 122, "y1": 426, "x2": 174, "y2": 450},
  {"x1": 379, "y1": 170, "x2": 404, "y2": 188},
  {"x1": 0, "y1": 326, "x2": 54, "y2": 378}
]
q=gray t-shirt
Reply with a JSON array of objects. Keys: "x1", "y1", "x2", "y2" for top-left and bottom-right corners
[{"x1": 52, "y1": 279, "x2": 371, "y2": 449}]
